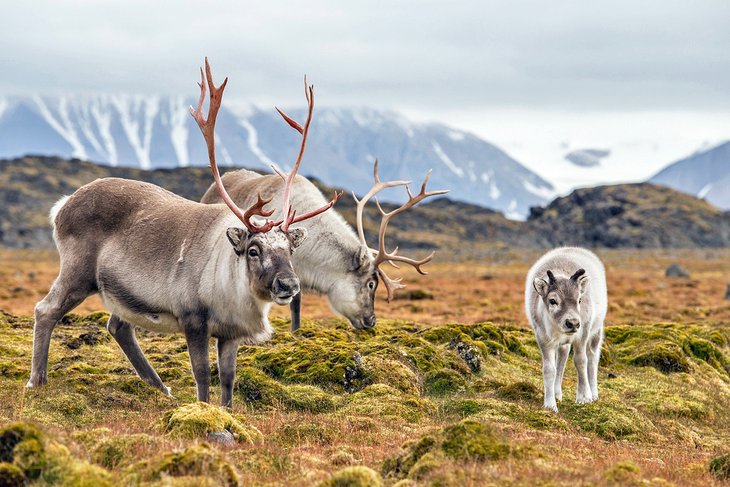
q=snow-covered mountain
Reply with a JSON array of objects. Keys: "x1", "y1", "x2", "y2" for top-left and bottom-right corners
[
  {"x1": 0, "y1": 95, "x2": 554, "y2": 218},
  {"x1": 650, "y1": 141, "x2": 730, "y2": 210}
]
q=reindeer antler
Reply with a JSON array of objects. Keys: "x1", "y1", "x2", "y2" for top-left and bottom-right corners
[
  {"x1": 190, "y1": 57, "x2": 281, "y2": 233},
  {"x1": 354, "y1": 160, "x2": 449, "y2": 302},
  {"x1": 271, "y1": 76, "x2": 342, "y2": 232}
]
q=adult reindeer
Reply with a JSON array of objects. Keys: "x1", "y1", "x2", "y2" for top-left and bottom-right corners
[
  {"x1": 26, "y1": 59, "x2": 336, "y2": 407},
  {"x1": 201, "y1": 83, "x2": 448, "y2": 330}
]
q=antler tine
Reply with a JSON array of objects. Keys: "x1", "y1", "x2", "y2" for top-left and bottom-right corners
[
  {"x1": 190, "y1": 58, "x2": 278, "y2": 234},
  {"x1": 242, "y1": 194, "x2": 283, "y2": 233},
  {"x1": 377, "y1": 268, "x2": 406, "y2": 303},
  {"x1": 271, "y1": 76, "x2": 339, "y2": 232},
  {"x1": 371, "y1": 169, "x2": 448, "y2": 275},
  {"x1": 354, "y1": 159, "x2": 410, "y2": 247}
]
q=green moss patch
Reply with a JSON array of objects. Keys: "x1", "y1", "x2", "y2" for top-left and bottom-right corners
[
  {"x1": 127, "y1": 444, "x2": 238, "y2": 487},
  {"x1": 338, "y1": 384, "x2": 435, "y2": 423},
  {"x1": 318, "y1": 465, "x2": 384, "y2": 487},
  {"x1": 710, "y1": 453, "x2": 730, "y2": 480},
  {"x1": 161, "y1": 402, "x2": 262, "y2": 444}
]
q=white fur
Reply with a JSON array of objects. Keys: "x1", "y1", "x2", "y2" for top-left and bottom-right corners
[{"x1": 525, "y1": 247, "x2": 607, "y2": 412}]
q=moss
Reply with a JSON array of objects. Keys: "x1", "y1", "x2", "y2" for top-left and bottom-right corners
[
  {"x1": 127, "y1": 444, "x2": 238, "y2": 487},
  {"x1": 603, "y1": 461, "x2": 641, "y2": 484},
  {"x1": 496, "y1": 381, "x2": 540, "y2": 401},
  {"x1": 424, "y1": 369, "x2": 467, "y2": 396},
  {"x1": 338, "y1": 384, "x2": 434, "y2": 423},
  {"x1": 275, "y1": 421, "x2": 337, "y2": 447},
  {"x1": 330, "y1": 447, "x2": 358, "y2": 466},
  {"x1": 562, "y1": 401, "x2": 654, "y2": 441},
  {"x1": 384, "y1": 419, "x2": 510, "y2": 480},
  {"x1": 236, "y1": 366, "x2": 287, "y2": 405},
  {"x1": 41, "y1": 439, "x2": 113, "y2": 487},
  {"x1": 161, "y1": 402, "x2": 262, "y2": 444},
  {"x1": 420, "y1": 322, "x2": 527, "y2": 357},
  {"x1": 0, "y1": 423, "x2": 42, "y2": 463},
  {"x1": 440, "y1": 420, "x2": 510, "y2": 461},
  {"x1": 282, "y1": 384, "x2": 338, "y2": 413},
  {"x1": 25, "y1": 392, "x2": 94, "y2": 426},
  {"x1": 709, "y1": 453, "x2": 730, "y2": 480},
  {"x1": 90, "y1": 433, "x2": 158, "y2": 469},
  {"x1": 318, "y1": 466, "x2": 383, "y2": 487},
  {"x1": 628, "y1": 342, "x2": 691, "y2": 373},
  {"x1": 361, "y1": 356, "x2": 422, "y2": 396},
  {"x1": 408, "y1": 451, "x2": 443, "y2": 480},
  {"x1": 0, "y1": 463, "x2": 26, "y2": 487},
  {"x1": 12, "y1": 438, "x2": 45, "y2": 479}
]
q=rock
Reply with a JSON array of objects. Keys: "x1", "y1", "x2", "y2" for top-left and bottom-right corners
[
  {"x1": 206, "y1": 430, "x2": 236, "y2": 446},
  {"x1": 665, "y1": 264, "x2": 689, "y2": 278},
  {"x1": 725, "y1": 284, "x2": 730, "y2": 300}
]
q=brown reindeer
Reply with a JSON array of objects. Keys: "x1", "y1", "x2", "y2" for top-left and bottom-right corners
[{"x1": 26, "y1": 59, "x2": 336, "y2": 406}]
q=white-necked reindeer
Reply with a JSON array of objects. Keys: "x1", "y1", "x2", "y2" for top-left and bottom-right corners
[
  {"x1": 525, "y1": 247, "x2": 607, "y2": 412},
  {"x1": 26, "y1": 59, "x2": 337, "y2": 407},
  {"x1": 200, "y1": 83, "x2": 448, "y2": 331}
]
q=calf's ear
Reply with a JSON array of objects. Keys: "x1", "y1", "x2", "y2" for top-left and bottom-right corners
[
  {"x1": 533, "y1": 278, "x2": 549, "y2": 297},
  {"x1": 226, "y1": 227, "x2": 248, "y2": 254},
  {"x1": 287, "y1": 228, "x2": 307, "y2": 249},
  {"x1": 577, "y1": 274, "x2": 590, "y2": 295}
]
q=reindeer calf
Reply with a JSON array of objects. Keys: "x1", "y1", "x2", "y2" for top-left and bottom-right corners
[{"x1": 525, "y1": 247, "x2": 607, "y2": 412}]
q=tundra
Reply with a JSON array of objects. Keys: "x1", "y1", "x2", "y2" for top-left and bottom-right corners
[
  {"x1": 525, "y1": 247, "x2": 607, "y2": 412},
  {"x1": 26, "y1": 60, "x2": 336, "y2": 406}
]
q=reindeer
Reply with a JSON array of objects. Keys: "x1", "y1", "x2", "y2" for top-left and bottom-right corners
[
  {"x1": 525, "y1": 247, "x2": 608, "y2": 412},
  {"x1": 26, "y1": 59, "x2": 337, "y2": 407},
  {"x1": 200, "y1": 83, "x2": 448, "y2": 331}
]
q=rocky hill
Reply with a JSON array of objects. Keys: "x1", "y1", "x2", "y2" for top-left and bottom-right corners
[
  {"x1": 528, "y1": 183, "x2": 730, "y2": 247},
  {"x1": 2, "y1": 156, "x2": 729, "y2": 253}
]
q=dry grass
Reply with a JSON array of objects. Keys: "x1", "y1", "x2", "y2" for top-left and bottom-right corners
[{"x1": 1, "y1": 248, "x2": 729, "y2": 486}]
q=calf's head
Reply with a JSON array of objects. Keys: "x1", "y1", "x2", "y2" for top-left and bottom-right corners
[
  {"x1": 227, "y1": 226, "x2": 306, "y2": 305},
  {"x1": 533, "y1": 268, "x2": 590, "y2": 334}
]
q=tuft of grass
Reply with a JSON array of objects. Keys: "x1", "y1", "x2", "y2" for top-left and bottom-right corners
[
  {"x1": 710, "y1": 453, "x2": 730, "y2": 480},
  {"x1": 318, "y1": 465, "x2": 384, "y2": 487}
]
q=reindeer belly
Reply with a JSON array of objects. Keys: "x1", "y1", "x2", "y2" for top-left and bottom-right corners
[{"x1": 100, "y1": 292, "x2": 183, "y2": 334}]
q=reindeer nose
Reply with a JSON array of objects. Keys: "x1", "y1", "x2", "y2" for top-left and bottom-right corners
[
  {"x1": 363, "y1": 315, "x2": 377, "y2": 329},
  {"x1": 273, "y1": 276, "x2": 299, "y2": 297},
  {"x1": 564, "y1": 319, "x2": 580, "y2": 332}
]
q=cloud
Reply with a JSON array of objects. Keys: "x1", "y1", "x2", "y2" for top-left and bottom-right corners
[{"x1": 2, "y1": 0, "x2": 729, "y2": 113}]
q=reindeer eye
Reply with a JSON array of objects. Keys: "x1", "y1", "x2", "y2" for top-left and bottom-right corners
[
  {"x1": 247, "y1": 248, "x2": 259, "y2": 258},
  {"x1": 549, "y1": 299, "x2": 558, "y2": 306},
  {"x1": 368, "y1": 280, "x2": 376, "y2": 291}
]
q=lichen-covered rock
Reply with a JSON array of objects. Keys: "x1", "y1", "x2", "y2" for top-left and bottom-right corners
[
  {"x1": 710, "y1": 453, "x2": 730, "y2": 480},
  {"x1": 318, "y1": 466, "x2": 383, "y2": 487},
  {"x1": 161, "y1": 402, "x2": 262, "y2": 444},
  {"x1": 0, "y1": 462, "x2": 26, "y2": 487}
]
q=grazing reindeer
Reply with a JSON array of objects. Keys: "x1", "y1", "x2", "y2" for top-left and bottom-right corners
[
  {"x1": 26, "y1": 59, "x2": 336, "y2": 407},
  {"x1": 525, "y1": 247, "x2": 607, "y2": 412},
  {"x1": 201, "y1": 88, "x2": 448, "y2": 330}
]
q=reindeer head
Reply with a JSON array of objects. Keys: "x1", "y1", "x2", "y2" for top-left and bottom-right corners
[
  {"x1": 344, "y1": 160, "x2": 448, "y2": 329},
  {"x1": 191, "y1": 59, "x2": 337, "y2": 306},
  {"x1": 533, "y1": 269, "x2": 590, "y2": 335}
]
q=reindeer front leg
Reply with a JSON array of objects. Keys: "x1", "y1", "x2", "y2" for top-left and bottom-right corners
[
  {"x1": 216, "y1": 337, "x2": 239, "y2": 407},
  {"x1": 183, "y1": 314, "x2": 211, "y2": 403},
  {"x1": 540, "y1": 345, "x2": 558, "y2": 412}
]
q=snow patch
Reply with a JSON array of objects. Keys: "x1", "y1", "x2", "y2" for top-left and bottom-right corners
[
  {"x1": 697, "y1": 183, "x2": 713, "y2": 199},
  {"x1": 0, "y1": 97, "x2": 7, "y2": 121},
  {"x1": 505, "y1": 199, "x2": 524, "y2": 221},
  {"x1": 33, "y1": 95, "x2": 88, "y2": 159},
  {"x1": 169, "y1": 97, "x2": 189, "y2": 167},
  {"x1": 432, "y1": 141, "x2": 464, "y2": 177},
  {"x1": 448, "y1": 130, "x2": 465, "y2": 141},
  {"x1": 110, "y1": 95, "x2": 160, "y2": 170},
  {"x1": 523, "y1": 179, "x2": 555, "y2": 199},
  {"x1": 239, "y1": 118, "x2": 275, "y2": 168},
  {"x1": 89, "y1": 96, "x2": 118, "y2": 166}
]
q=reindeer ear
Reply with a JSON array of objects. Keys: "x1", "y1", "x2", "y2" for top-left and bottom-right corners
[
  {"x1": 533, "y1": 278, "x2": 549, "y2": 297},
  {"x1": 287, "y1": 228, "x2": 307, "y2": 250},
  {"x1": 352, "y1": 246, "x2": 371, "y2": 271},
  {"x1": 577, "y1": 274, "x2": 590, "y2": 295},
  {"x1": 226, "y1": 227, "x2": 247, "y2": 254}
]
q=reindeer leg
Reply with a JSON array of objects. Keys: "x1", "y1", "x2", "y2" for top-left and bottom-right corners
[
  {"x1": 107, "y1": 315, "x2": 170, "y2": 396},
  {"x1": 554, "y1": 344, "x2": 570, "y2": 402},
  {"x1": 183, "y1": 313, "x2": 211, "y2": 403},
  {"x1": 290, "y1": 291, "x2": 302, "y2": 332},
  {"x1": 28, "y1": 265, "x2": 94, "y2": 388},
  {"x1": 216, "y1": 337, "x2": 239, "y2": 407}
]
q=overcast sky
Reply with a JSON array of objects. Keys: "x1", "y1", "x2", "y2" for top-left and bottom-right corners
[{"x1": 3, "y1": 1, "x2": 729, "y2": 188}]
